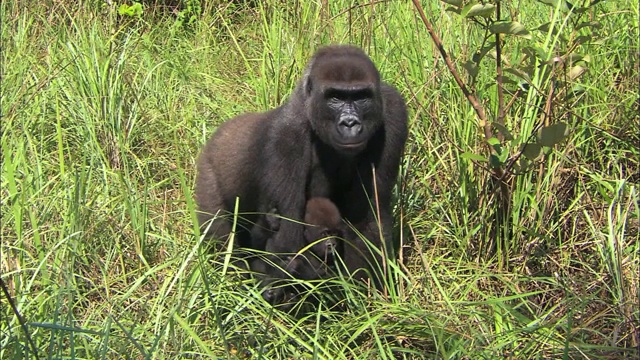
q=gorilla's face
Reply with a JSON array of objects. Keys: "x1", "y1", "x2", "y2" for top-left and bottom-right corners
[
  {"x1": 304, "y1": 225, "x2": 344, "y2": 266},
  {"x1": 305, "y1": 52, "x2": 384, "y2": 156}
]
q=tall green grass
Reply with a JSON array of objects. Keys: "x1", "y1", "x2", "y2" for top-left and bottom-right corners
[{"x1": 2, "y1": 1, "x2": 638, "y2": 358}]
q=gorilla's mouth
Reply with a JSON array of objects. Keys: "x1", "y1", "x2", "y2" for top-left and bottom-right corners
[{"x1": 337, "y1": 139, "x2": 367, "y2": 150}]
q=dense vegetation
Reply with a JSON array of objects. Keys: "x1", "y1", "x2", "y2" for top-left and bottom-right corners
[{"x1": 2, "y1": 1, "x2": 638, "y2": 358}]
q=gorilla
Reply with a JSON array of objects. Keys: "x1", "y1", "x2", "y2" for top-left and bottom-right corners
[{"x1": 195, "y1": 45, "x2": 408, "y2": 286}]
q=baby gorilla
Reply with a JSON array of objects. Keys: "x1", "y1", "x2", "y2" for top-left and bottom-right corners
[{"x1": 251, "y1": 197, "x2": 346, "y2": 306}]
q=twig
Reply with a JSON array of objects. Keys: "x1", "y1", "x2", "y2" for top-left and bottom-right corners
[
  {"x1": 410, "y1": 0, "x2": 493, "y2": 148},
  {"x1": 411, "y1": 0, "x2": 507, "y2": 187},
  {"x1": 0, "y1": 277, "x2": 40, "y2": 360}
]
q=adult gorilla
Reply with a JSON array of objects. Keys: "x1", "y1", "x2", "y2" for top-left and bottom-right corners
[{"x1": 195, "y1": 45, "x2": 408, "y2": 285}]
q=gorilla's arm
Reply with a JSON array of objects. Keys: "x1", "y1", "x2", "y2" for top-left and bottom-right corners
[{"x1": 259, "y1": 107, "x2": 311, "y2": 257}]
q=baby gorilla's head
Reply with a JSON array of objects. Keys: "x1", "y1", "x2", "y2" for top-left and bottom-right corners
[{"x1": 302, "y1": 197, "x2": 346, "y2": 266}]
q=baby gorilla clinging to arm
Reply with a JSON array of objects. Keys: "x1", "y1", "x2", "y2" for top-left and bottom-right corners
[{"x1": 250, "y1": 197, "x2": 346, "y2": 305}]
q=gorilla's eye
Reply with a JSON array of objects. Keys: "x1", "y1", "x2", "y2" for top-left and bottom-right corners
[
  {"x1": 325, "y1": 89, "x2": 346, "y2": 101},
  {"x1": 327, "y1": 97, "x2": 343, "y2": 106},
  {"x1": 325, "y1": 88, "x2": 372, "y2": 102},
  {"x1": 354, "y1": 98, "x2": 372, "y2": 109},
  {"x1": 350, "y1": 89, "x2": 373, "y2": 101}
]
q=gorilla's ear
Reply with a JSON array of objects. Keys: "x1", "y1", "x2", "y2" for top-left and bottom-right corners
[{"x1": 304, "y1": 75, "x2": 313, "y2": 96}]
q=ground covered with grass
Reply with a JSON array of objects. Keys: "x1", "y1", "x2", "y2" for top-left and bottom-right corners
[{"x1": 2, "y1": 1, "x2": 638, "y2": 359}]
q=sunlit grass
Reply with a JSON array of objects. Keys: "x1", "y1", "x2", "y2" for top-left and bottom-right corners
[{"x1": 1, "y1": 0, "x2": 638, "y2": 358}]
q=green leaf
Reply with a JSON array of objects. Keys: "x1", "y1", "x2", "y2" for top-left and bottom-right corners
[
  {"x1": 489, "y1": 154, "x2": 503, "y2": 168},
  {"x1": 576, "y1": 21, "x2": 602, "y2": 31},
  {"x1": 566, "y1": 53, "x2": 590, "y2": 64},
  {"x1": 462, "y1": 3, "x2": 496, "y2": 18},
  {"x1": 131, "y1": 3, "x2": 143, "y2": 16},
  {"x1": 445, "y1": 6, "x2": 462, "y2": 14},
  {"x1": 523, "y1": 46, "x2": 549, "y2": 62},
  {"x1": 493, "y1": 122, "x2": 514, "y2": 141},
  {"x1": 569, "y1": 64, "x2": 586, "y2": 80},
  {"x1": 482, "y1": 77, "x2": 517, "y2": 92},
  {"x1": 511, "y1": 136, "x2": 524, "y2": 146},
  {"x1": 463, "y1": 60, "x2": 479, "y2": 79},
  {"x1": 536, "y1": 23, "x2": 565, "y2": 40},
  {"x1": 490, "y1": 21, "x2": 532, "y2": 39},
  {"x1": 574, "y1": 6, "x2": 592, "y2": 14},
  {"x1": 514, "y1": 157, "x2": 533, "y2": 174},
  {"x1": 441, "y1": 0, "x2": 463, "y2": 6},
  {"x1": 536, "y1": 0, "x2": 570, "y2": 11},
  {"x1": 118, "y1": 2, "x2": 143, "y2": 17},
  {"x1": 488, "y1": 137, "x2": 505, "y2": 158},
  {"x1": 537, "y1": 122, "x2": 568, "y2": 147},
  {"x1": 504, "y1": 67, "x2": 532, "y2": 83},
  {"x1": 460, "y1": 152, "x2": 488, "y2": 162},
  {"x1": 472, "y1": 44, "x2": 494, "y2": 63},
  {"x1": 498, "y1": 149, "x2": 509, "y2": 163},
  {"x1": 521, "y1": 143, "x2": 542, "y2": 160},
  {"x1": 118, "y1": 4, "x2": 131, "y2": 15},
  {"x1": 574, "y1": 35, "x2": 592, "y2": 47},
  {"x1": 487, "y1": 137, "x2": 501, "y2": 146},
  {"x1": 536, "y1": 0, "x2": 560, "y2": 5},
  {"x1": 485, "y1": 49, "x2": 498, "y2": 60}
]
